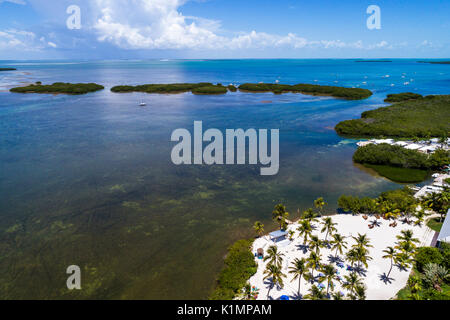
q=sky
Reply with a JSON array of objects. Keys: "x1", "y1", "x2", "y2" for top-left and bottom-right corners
[{"x1": 0, "y1": 0, "x2": 449, "y2": 60}]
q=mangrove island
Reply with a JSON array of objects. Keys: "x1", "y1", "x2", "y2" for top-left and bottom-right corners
[{"x1": 10, "y1": 82, "x2": 105, "y2": 95}]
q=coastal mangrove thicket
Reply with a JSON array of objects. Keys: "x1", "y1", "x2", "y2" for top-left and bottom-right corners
[
  {"x1": 10, "y1": 82, "x2": 104, "y2": 95},
  {"x1": 210, "y1": 239, "x2": 257, "y2": 300},
  {"x1": 353, "y1": 144, "x2": 450, "y2": 170},
  {"x1": 353, "y1": 144, "x2": 449, "y2": 183},
  {"x1": 238, "y1": 83, "x2": 373, "y2": 100},
  {"x1": 335, "y1": 95, "x2": 450, "y2": 138},
  {"x1": 111, "y1": 83, "x2": 229, "y2": 95},
  {"x1": 384, "y1": 92, "x2": 423, "y2": 103},
  {"x1": 110, "y1": 82, "x2": 372, "y2": 99}
]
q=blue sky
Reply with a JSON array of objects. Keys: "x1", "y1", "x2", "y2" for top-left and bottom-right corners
[{"x1": 0, "y1": 0, "x2": 449, "y2": 59}]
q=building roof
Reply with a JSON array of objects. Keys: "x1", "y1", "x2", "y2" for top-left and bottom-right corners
[
  {"x1": 438, "y1": 209, "x2": 450, "y2": 243},
  {"x1": 405, "y1": 143, "x2": 422, "y2": 150},
  {"x1": 269, "y1": 229, "x2": 287, "y2": 239}
]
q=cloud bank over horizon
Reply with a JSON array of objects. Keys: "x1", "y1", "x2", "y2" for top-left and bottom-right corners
[{"x1": 0, "y1": 0, "x2": 448, "y2": 59}]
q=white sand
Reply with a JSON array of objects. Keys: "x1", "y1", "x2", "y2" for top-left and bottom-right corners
[{"x1": 249, "y1": 214, "x2": 435, "y2": 300}]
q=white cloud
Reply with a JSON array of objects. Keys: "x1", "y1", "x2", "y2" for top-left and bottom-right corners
[
  {"x1": 0, "y1": 0, "x2": 26, "y2": 5},
  {"x1": 90, "y1": 0, "x2": 396, "y2": 52}
]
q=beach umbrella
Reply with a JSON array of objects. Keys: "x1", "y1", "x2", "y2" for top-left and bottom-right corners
[{"x1": 279, "y1": 295, "x2": 290, "y2": 300}]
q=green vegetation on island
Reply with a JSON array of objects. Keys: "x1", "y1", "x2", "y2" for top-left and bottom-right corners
[
  {"x1": 335, "y1": 95, "x2": 450, "y2": 138},
  {"x1": 353, "y1": 144, "x2": 449, "y2": 183},
  {"x1": 418, "y1": 61, "x2": 450, "y2": 65},
  {"x1": 111, "y1": 83, "x2": 229, "y2": 95},
  {"x1": 110, "y1": 82, "x2": 372, "y2": 99},
  {"x1": 0, "y1": 67, "x2": 16, "y2": 71},
  {"x1": 238, "y1": 83, "x2": 373, "y2": 100},
  {"x1": 353, "y1": 144, "x2": 449, "y2": 170},
  {"x1": 384, "y1": 92, "x2": 423, "y2": 103},
  {"x1": 10, "y1": 82, "x2": 104, "y2": 95},
  {"x1": 210, "y1": 239, "x2": 257, "y2": 300}
]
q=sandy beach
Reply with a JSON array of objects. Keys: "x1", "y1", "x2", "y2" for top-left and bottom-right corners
[{"x1": 250, "y1": 214, "x2": 435, "y2": 300}]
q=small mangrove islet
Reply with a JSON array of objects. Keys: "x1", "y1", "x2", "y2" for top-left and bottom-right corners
[{"x1": 10, "y1": 82, "x2": 105, "y2": 95}]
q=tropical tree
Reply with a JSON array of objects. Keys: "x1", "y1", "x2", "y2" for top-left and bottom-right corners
[
  {"x1": 288, "y1": 258, "x2": 307, "y2": 297},
  {"x1": 297, "y1": 220, "x2": 312, "y2": 246},
  {"x1": 423, "y1": 191, "x2": 450, "y2": 222},
  {"x1": 352, "y1": 233, "x2": 373, "y2": 250},
  {"x1": 304, "y1": 284, "x2": 326, "y2": 300},
  {"x1": 396, "y1": 230, "x2": 420, "y2": 247},
  {"x1": 382, "y1": 246, "x2": 396, "y2": 278},
  {"x1": 263, "y1": 263, "x2": 286, "y2": 299},
  {"x1": 314, "y1": 197, "x2": 328, "y2": 216},
  {"x1": 319, "y1": 264, "x2": 338, "y2": 296},
  {"x1": 272, "y1": 204, "x2": 289, "y2": 230},
  {"x1": 331, "y1": 233, "x2": 347, "y2": 259},
  {"x1": 354, "y1": 246, "x2": 372, "y2": 269},
  {"x1": 263, "y1": 245, "x2": 284, "y2": 267},
  {"x1": 331, "y1": 291, "x2": 344, "y2": 300},
  {"x1": 342, "y1": 272, "x2": 363, "y2": 300},
  {"x1": 307, "y1": 251, "x2": 322, "y2": 278},
  {"x1": 345, "y1": 249, "x2": 359, "y2": 269},
  {"x1": 354, "y1": 284, "x2": 367, "y2": 300},
  {"x1": 309, "y1": 235, "x2": 323, "y2": 255},
  {"x1": 253, "y1": 221, "x2": 264, "y2": 237},
  {"x1": 302, "y1": 208, "x2": 318, "y2": 224},
  {"x1": 321, "y1": 217, "x2": 337, "y2": 242},
  {"x1": 395, "y1": 251, "x2": 414, "y2": 270}
]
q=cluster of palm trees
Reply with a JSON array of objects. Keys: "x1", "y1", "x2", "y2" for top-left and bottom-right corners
[
  {"x1": 382, "y1": 230, "x2": 420, "y2": 279},
  {"x1": 261, "y1": 205, "x2": 372, "y2": 300}
]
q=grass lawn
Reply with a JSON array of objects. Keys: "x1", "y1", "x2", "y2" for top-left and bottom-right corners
[{"x1": 427, "y1": 217, "x2": 444, "y2": 232}]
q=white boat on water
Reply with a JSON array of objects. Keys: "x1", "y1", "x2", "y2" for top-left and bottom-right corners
[{"x1": 139, "y1": 102, "x2": 147, "y2": 106}]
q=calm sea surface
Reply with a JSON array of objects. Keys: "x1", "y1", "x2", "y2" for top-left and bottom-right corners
[{"x1": 0, "y1": 59, "x2": 449, "y2": 299}]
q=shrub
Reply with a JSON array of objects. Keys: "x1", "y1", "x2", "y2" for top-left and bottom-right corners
[
  {"x1": 210, "y1": 239, "x2": 257, "y2": 300},
  {"x1": 415, "y1": 247, "x2": 443, "y2": 272}
]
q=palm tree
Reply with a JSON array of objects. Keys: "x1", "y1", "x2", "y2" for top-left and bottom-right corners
[
  {"x1": 314, "y1": 197, "x2": 327, "y2": 216},
  {"x1": 263, "y1": 263, "x2": 286, "y2": 299},
  {"x1": 302, "y1": 208, "x2": 318, "y2": 224},
  {"x1": 352, "y1": 233, "x2": 373, "y2": 250},
  {"x1": 345, "y1": 248, "x2": 358, "y2": 269},
  {"x1": 321, "y1": 217, "x2": 337, "y2": 242},
  {"x1": 395, "y1": 251, "x2": 414, "y2": 269},
  {"x1": 395, "y1": 240, "x2": 416, "y2": 256},
  {"x1": 253, "y1": 221, "x2": 264, "y2": 237},
  {"x1": 309, "y1": 235, "x2": 323, "y2": 254},
  {"x1": 288, "y1": 258, "x2": 307, "y2": 296},
  {"x1": 342, "y1": 272, "x2": 363, "y2": 300},
  {"x1": 354, "y1": 284, "x2": 367, "y2": 300},
  {"x1": 396, "y1": 230, "x2": 419, "y2": 246},
  {"x1": 331, "y1": 233, "x2": 347, "y2": 259},
  {"x1": 263, "y1": 245, "x2": 284, "y2": 267},
  {"x1": 272, "y1": 204, "x2": 289, "y2": 230},
  {"x1": 304, "y1": 285, "x2": 326, "y2": 300},
  {"x1": 354, "y1": 246, "x2": 372, "y2": 269},
  {"x1": 307, "y1": 251, "x2": 322, "y2": 278},
  {"x1": 297, "y1": 220, "x2": 312, "y2": 246},
  {"x1": 382, "y1": 246, "x2": 396, "y2": 278},
  {"x1": 320, "y1": 264, "x2": 338, "y2": 296},
  {"x1": 331, "y1": 291, "x2": 344, "y2": 300}
]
